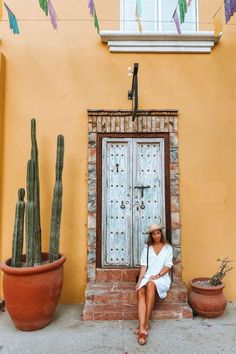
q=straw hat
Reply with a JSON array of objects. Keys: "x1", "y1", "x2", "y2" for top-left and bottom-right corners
[{"x1": 145, "y1": 223, "x2": 165, "y2": 234}]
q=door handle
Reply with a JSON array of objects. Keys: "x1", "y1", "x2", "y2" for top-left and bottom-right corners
[{"x1": 134, "y1": 185, "x2": 150, "y2": 198}]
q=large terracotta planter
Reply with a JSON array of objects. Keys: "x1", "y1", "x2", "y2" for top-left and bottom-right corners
[
  {"x1": 0, "y1": 253, "x2": 66, "y2": 331},
  {"x1": 188, "y1": 277, "x2": 227, "y2": 318}
]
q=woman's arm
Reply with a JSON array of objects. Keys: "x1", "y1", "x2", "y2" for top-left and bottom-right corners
[
  {"x1": 135, "y1": 265, "x2": 147, "y2": 290},
  {"x1": 149, "y1": 266, "x2": 171, "y2": 281}
]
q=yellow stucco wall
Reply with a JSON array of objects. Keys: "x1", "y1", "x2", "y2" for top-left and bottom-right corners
[
  {"x1": 0, "y1": 1, "x2": 235, "y2": 302},
  {"x1": 0, "y1": 53, "x2": 5, "y2": 296}
]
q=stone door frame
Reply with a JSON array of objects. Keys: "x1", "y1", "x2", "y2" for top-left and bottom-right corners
[{"x1": 87, "y1": 110, "x2": 181, "y2": 281}]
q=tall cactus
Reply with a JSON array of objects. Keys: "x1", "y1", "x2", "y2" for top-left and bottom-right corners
[
  {"x1": 11, "y1": 188, "x2": 25, "y2": 267},
  {"x1": 49, "y1": 135, "x2": 64, "y2": 262},
  {"x1": 25, "y1": 159, "x2": 35, "y2": 267},
  {"x1": 31, "y1": 118, "x2": 42, "y2": 265}
]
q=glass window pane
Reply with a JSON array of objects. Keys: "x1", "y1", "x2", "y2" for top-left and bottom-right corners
[
  {"x1": 122, "y1": 0, "x2": 157, "y2": 32},
  {"x1": 161, "y1": 0, "x2": 197, "y2": 32},
  {"x1": 121, "y1": 0, "x2": 197, "y2": 32}
]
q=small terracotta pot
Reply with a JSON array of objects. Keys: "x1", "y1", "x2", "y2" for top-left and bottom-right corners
[
  {"x1": 0, "y1": 253, "x2": 66, "y2": 331},
  {"x1": 188, "y1": 277, "x2": 227, "y2": 318}
]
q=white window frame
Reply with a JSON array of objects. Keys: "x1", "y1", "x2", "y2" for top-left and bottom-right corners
[{"x1": 120, "y1": 0, "x2": 199, "y2": 32}]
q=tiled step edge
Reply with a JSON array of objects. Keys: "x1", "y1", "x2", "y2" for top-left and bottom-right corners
[{"x1": 82, "y1": 302, "x2": 193, "y2": 321}]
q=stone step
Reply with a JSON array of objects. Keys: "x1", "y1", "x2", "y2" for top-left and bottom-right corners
[
  {"x1": 82, "y1": 302, "x2": 193, "y2": 321},
  {"x1": 85, "y1": 280, "x2": 188, "y2": 305},
  {"x1": 83, "y1": 268, "x2": 192, "y2": 321},
  {"x1": 96, "y1": 268, "x2": 181, "y2": 283}
]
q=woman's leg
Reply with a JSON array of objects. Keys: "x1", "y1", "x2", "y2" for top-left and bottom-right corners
[
  {"x1": 145, "y1": 281, "x2": 156, "y2": 328},
  {"x1": 137, "y1": 287, "x2": 147, "y2": 334}
]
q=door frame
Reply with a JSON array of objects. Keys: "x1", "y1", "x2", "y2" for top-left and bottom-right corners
[{"x1": 96, "y1": 132, "x2": 171, "y2": 268}]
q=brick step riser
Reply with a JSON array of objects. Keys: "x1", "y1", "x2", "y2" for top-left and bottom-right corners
[
  {"x1": 85, "y1": 289, "x2": 187, "y2": 305},
  {"x1": 96, "y1": 271, "x2": 181, "y2": 283}
]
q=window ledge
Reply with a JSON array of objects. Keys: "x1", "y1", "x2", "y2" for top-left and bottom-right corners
[{"x1": 100, "y1": 31, "x2": 222, "y2": 53}]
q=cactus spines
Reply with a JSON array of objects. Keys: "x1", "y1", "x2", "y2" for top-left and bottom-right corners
[
  {"x1": 49, "y1": 135, "x2": 64, "y2": 262},
  {"x1": 31, "y1": 118, "x2": 42, "y2": 265},
  {"x1": 25, "y1": 159, "x2": 35, "y2": 267},
  {"x1": 11, "y1": 188, "x2": 25, "y2": 267}
]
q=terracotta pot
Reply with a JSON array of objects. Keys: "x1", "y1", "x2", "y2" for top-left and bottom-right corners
[
  {"x1": 188, "y1": 277, "x2": 227, "y2": 318},
  {"x1": 0, "y1": 253, "x2": 66, "y2": 331}
]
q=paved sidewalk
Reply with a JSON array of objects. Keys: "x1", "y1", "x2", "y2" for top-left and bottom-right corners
[{"x1": 0, "y1": 303, "x2": 235, "y2": 354}]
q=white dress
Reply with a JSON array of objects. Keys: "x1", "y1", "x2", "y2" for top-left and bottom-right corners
[{"x1": 138, "y1": 243, "x2": 173, "y2": 299}]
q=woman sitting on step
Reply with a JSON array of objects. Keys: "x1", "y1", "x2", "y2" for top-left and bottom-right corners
[{"x1": 135, "y1": 223, "x2": 173, "y2": 345}]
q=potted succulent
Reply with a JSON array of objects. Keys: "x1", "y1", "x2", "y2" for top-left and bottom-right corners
[
  {"x1": 188, "y1": 257, "x2": 233, "y2": 318},
  {"x1": 0, "y1": 119, "x2": 66, "y2": 331}
]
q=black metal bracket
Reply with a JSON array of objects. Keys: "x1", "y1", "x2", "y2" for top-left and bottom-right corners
[{"x1": 128, "y1": 63, "x2": 139, "y2": 122}]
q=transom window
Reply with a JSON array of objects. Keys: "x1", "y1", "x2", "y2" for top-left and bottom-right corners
[{"x1": 121, "y1": 0, "x2": 198, "y2": 32}]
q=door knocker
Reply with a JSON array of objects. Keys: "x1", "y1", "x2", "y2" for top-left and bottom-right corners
[
  {"x1": 140, "y1": 201, "x2": 145, "y2": 209},
  {"x1": 120, "y1": 201, "x2": 125, "y2": 209}
]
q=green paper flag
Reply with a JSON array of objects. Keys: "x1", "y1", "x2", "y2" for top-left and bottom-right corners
[
  {"x1": 179, "y1": 0, "x2": 187, "y2": 24},
  {"x1": 39, "y1": 0, "x2": 48, "y2": 16},
  {"x1": 94, "y1": 8, "x2": 99, "y2": 34}
]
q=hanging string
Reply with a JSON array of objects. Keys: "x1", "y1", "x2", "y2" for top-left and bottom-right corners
[{"x1": 0, "y1": 18, "x2": 236, "y2": 25}]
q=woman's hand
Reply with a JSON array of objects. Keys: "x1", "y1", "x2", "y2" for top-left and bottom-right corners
[
  {"x1": 135, "y1": 281, "x2": 141, "y2": 291},
  {"x1": 149, "y1": 274, "x2": 160, "y2": 281}
]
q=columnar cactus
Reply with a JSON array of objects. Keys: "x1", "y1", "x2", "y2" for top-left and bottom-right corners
[
  {"x1": 10, "y1": 120, "x2": 65, "y2": 268},
  {"x1": 49, "y1": 135, "x2": 64, "y2": 262},
  {"x1": 31, "y1": 118, "x2": 42, "y2": 265},
  {"x1": 25, "y1": 159, "x2": 35, "y2": 267},
  {"x1": 11, "y1": 188, "x2": 25, "y2": 267}
]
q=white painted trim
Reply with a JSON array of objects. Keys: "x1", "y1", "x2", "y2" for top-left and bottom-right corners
[
  {"x1": 100, "y1": 31, "x2": 222, "y2": 53},
  {"x1": 109, "y1": 40, "x2": 214, "y2": 47},
  {"x1": 109, "y1": 46, "x2": 212, "y2": 53}
]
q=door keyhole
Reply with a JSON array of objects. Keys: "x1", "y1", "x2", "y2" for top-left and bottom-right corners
[{"x1": 116, "y1": 163, "x2": 119, "y2": 173}]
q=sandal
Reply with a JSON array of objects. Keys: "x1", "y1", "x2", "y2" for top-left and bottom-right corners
[{"x1": 138, "y1": 332, "x2": 148, "y2": 345}]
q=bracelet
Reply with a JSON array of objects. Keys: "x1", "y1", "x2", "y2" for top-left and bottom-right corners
[{"x1": 158, "y1": 273, "x2": 163, "y2": 277}]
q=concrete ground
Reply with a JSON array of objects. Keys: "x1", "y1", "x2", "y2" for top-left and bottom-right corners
[{"x1": 0, "y1": 303, "x2": 235, "y2": 354}]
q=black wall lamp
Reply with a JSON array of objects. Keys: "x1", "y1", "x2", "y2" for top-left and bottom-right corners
[{"x1": 128, "y1": 63, "x2": 139, "y2": 122}]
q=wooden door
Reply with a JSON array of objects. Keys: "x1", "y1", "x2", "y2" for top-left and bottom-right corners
[
  {"x1": 102, "y1": 138, "x2": 133, "y2": 266},
  {"x1": 132, "y1": 138, "x2": 165, "y2": 266},
  {"x1": 102, "y1": 137, "x2": 166, "y2": 267}
]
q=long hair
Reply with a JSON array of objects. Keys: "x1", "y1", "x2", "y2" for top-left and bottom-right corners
[{"x1": 146, "y1": 229, "x2": 168, "y2": 246}]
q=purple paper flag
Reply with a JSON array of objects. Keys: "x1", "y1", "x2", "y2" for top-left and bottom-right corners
[
  {"x1": 88, "y1": 0, "x2": 94, "y2": 17},
  {"x1": 224, "y1": 0, "x2": 231, "y2": 22},
  {"x1": 172, "y1": 8, "x2": 181, "y2": 34},
  {"x1": 48, "y1": 0, "x2": 57, "y2": 30},
  {"x1": 230, "y1": 0, "x2": 236, "y2": 14},
  {"x1": 188, "y1": 0, "x2": 192, "y2": 6}
]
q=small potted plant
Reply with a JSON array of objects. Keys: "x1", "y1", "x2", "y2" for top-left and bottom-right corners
[
  {"x1": 0, "y1": 119, "x2": 66, "y2": 331},
  {"x1": 188, "y1": 257, "x2": 233, "y2": 318}
]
